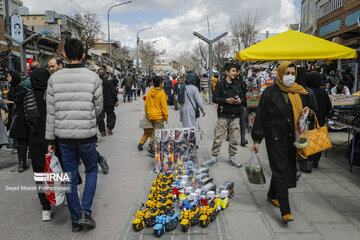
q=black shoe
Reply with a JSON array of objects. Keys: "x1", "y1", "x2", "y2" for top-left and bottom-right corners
[
  {"x1": 312, "y1": 161, "x2": 319, "y2": 168},
  {"x1": 98, "y1": 157, "x2": 109, "y2": 174},
  {"x1": 72, "y1": 221, "x2": 83, "y2": 233},
  {"x1": 106, "y1": 128, "x2": 113, "y2": 135},
  {"x1": 147, "y1": 144, "x2": 154, "y2": 153},
  {"x1": 18, "y1": 161, "x2": 29, "y2": 173},
  {"x1": 240, "y1": 139, "x2": 248, "y2": 147},
  {"x1": 78, "y1": 212, "x2": 96, "y2": 228},
  {"x1": 123, "y1": 99, "x2": 126, "y2": 103},
  {"x1": 137, "y1": 143, "x2": 144, "y2": 151},
  {"x1": 226, "y1": 135, "x2": 229, "y2": 141},
  {"x1": 300, "y1": 160, "x2": 313, "y2": 173}
]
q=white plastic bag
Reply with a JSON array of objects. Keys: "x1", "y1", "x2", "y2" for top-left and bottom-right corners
[
  {"x1": 293, "y1": 114, "x2": 309, "y2": 149},
  {"x1": 44, "y1": 153, "x2": 65, "y2": 206},
  {"x1": 245, "y1": 153, "x2": 266, "y2": 185}
]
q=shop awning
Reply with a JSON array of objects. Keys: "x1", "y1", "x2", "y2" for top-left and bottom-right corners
[{"x1": 234, "y1": 30, "x2": 358, "y2": 62}]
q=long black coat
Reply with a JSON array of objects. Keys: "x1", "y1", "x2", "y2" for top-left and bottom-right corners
[
  {"x1": 8, "y1": 84, "x2": 29, "y2": 139},
  {"x1": 252, "y1": 84, "x2": 314, "y2": 188},
  {"x1": 311, "y1": 88, "x2": 332, "y2": 127},
  {"x1": 28, "y1": 68, "x2": 50, "y2": 172}
]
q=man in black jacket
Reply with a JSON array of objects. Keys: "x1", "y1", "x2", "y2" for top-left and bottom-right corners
[
  {"x1": 97, "y1": 69, "x2": 119, "y2": 136},
  {"x1": 202, "y1": 63, "x2": 244, "y2": 167}
]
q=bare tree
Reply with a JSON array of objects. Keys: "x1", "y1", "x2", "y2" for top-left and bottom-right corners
[
  {"x1": 192, "y1": 42, "x2": 209, "y2": 71},
  {"x1": 230, "y1": 12, "x2": 260, "y2": 54},
  {"x1": 212, "y1": 40, "x2": 231, "y2": 71},
  {"x1": 73, "y1": 12, "x2": 101, "y2": 59},
  {"x1": 139, "y1": 40, "x2": 165, "y2": 76},
  {"x1": 178, "y1": 50, "x2": 198, "y2": 72}
]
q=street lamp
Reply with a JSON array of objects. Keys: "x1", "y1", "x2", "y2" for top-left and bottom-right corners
[
  {"x1": 107, "y1": 1, "x2": 131, "y2": 76},
  {"x1": 136, "y1": 27, "x2": 152, "y2": 75}
]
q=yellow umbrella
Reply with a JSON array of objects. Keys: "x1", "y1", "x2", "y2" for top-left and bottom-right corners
[{"x1": 234, "y1": 30, "x2": 357, "y2": 62}]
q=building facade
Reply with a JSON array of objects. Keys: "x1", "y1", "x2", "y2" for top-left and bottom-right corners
[{"x1": 0, "y1": 0, "x2": 23, "y2": 16}]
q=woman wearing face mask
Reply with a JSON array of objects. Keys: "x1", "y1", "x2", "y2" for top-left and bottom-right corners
[{"x1": 251, "y1": 62, "x2": 314, "y2": 224}]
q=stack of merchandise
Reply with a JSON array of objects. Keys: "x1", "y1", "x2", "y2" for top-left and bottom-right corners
[
  {"x1": 329, "y1": 94, "x2": 360, "y2": 106},
  {"x1": 132, "y1": 128, "x2": 234, "y2": 237},
  {"x1": 330, "y1": 106, "x2": 360, "y2": 128}
]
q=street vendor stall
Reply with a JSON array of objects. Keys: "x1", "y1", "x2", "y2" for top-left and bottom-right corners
[{"x1": 235, "y1": 30, "x2": 359, "y2": 170}]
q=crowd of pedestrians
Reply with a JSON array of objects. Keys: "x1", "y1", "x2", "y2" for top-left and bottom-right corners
[{"x1": 0, "y1": 35, "x2": 344, "y2": 233}]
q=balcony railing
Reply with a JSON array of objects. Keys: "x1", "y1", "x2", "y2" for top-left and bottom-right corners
[{"x1": 317, "y1": 0, "x2": 343, "y2": 19}]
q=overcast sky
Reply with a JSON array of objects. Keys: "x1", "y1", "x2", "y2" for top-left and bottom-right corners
[{"x1": 22, "y1": 0, "x2": 300, "y2": 57}]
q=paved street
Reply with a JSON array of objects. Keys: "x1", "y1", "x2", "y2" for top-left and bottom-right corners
[{"x1": 1, "y1": 97, "x2": 360, "y2": 240}]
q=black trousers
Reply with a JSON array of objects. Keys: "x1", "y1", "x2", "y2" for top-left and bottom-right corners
[
  {"x1": 239, "y1": 107, "x2": 247, "y2": 139},
  {"x1": 267, "y1": 176, "x2": 290, "y2": 216},
  {"x1": 124, "y1": 87, "x2": 132, "y2": 101},
  {"x1": 97, "y1": 105, "x2": 116, "y2": 132},
  {"x1": 29, "y1": 141, "x2": 51, "y2": 211},
  {"x1": 16, "y1": 138, "x2": 28, "y2": 163}
]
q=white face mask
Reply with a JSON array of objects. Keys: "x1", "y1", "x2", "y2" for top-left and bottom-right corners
[{"x1": 283, "y1": 75, "x2": 295, "y2": 87}]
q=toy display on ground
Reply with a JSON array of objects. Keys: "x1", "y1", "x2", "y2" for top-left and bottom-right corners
[
  {"x1": 155, "y1": 128, "x2": 196, "y2": 173},
  {"x1": 133, "y1": 128, "x2": 235, "y2": 237}
]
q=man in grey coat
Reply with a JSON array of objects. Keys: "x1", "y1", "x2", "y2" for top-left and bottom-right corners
[
  {"x1": 179, "y1": 73, "x2": 205, "y2": 129},
  {"x1": 46, "y1": 39, "x2": 103, "y2": 233}
]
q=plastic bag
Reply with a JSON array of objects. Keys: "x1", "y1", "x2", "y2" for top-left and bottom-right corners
[
  {"x1": 293, "y1": 114, "x2": 309, "y2": 149},
  {"x1": 245, "y1": 153, "x2": 266, "y2": 185},
  {"x1": 44, "y1": 153, "x2": 65, "y2": 206}
]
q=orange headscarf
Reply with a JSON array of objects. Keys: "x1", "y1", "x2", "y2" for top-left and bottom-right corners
[{"x1": 276, "y1": 62, "x2": 308, "y2": 132}]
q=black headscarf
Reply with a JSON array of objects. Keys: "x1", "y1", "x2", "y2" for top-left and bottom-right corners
[
  {"x1": 306, "y1": 72, "x2": 321, "y2": 89},
  {"x1": 30, "y1": 67, "x2": 51, "y2": 90},
  {"x1": 8, "y1": 70, "x2": 21, "y2": 87},
  {"x1": 185, "y1": 72, "x2": 197, "y2": 85}
]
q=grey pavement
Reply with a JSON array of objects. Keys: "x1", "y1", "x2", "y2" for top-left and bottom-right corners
[{"x1": 1, "y1": 95, "x2": 360, "y2": 240}]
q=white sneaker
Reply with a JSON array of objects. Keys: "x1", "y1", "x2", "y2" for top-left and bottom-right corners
[
  {"x1": 201, "y1": 156, "x2": 218, "y2": 167},
  {"x1": 42, "y1": 210, "x2": 51, "y2": 221}
]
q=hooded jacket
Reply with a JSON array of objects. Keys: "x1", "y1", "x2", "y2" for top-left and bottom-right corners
[{"x1": 145, "y1": 87, "x2": 168, "y2": 121}]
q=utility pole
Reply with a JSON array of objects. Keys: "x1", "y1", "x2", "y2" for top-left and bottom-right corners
[
  {"x1": 5, "y1": 33, "x2": 39, "y2": 73},
  {"x1": 107, "y1": 1, "x2": 131, "y2": 77},
  {"x1": 193, "y1": 31, "x2": 228, "y2": 104},
  {"x1": 136, "y1": 27, "x2": 152, "y2": 75},
  {"x1": 5, "y1": 0, "x2": 12, "y2": 70}
]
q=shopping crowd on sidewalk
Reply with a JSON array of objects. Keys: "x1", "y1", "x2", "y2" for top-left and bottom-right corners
[{"x1": 0, "y1": 37, "x2": 356, "y2": 234}]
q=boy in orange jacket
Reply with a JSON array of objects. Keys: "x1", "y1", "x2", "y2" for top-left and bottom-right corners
[{"x1": 144, "y1": 77, "x2": 168, "y2": 155}]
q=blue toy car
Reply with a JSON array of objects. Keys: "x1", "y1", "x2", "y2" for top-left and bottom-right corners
[{"x1": 153, "y1": 212, "x2": 180, "y2": 237}]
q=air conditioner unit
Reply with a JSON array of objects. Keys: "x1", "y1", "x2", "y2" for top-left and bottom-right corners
[{"x1": 45, "y1": 11, "x2": 56, "y2": 23}]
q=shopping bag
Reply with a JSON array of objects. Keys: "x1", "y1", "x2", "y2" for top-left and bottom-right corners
[
  {"x1": 298, "y1": 114, "x2": 332, "y2": 158},
  {"x1": 44, "y1": 153, "x2": 65, "y2": 206},
  {"x1": 245, "y1": 153, "x2": 266, "y2": 185}
]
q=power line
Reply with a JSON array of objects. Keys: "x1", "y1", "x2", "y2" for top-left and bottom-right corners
[{"x1": 69, "y1": 0, "x2": 88, "y2": 12}]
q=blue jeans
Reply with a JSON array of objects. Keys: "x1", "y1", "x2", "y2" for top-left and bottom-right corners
[{"x1": 59, "y1": 142, "x2": 98, "y2": 222}]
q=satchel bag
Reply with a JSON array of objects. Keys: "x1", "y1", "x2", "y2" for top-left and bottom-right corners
[
  {"x1": 185, "y1": 88, "x2": 200, "y2": 118},
  {"x1": 298, "y1": 114, "x2": 332, "y2": 158}
]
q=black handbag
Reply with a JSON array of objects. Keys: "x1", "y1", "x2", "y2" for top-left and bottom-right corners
[{"x1": 185, "y1": 88, "x2": 200, "y2": 118}]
